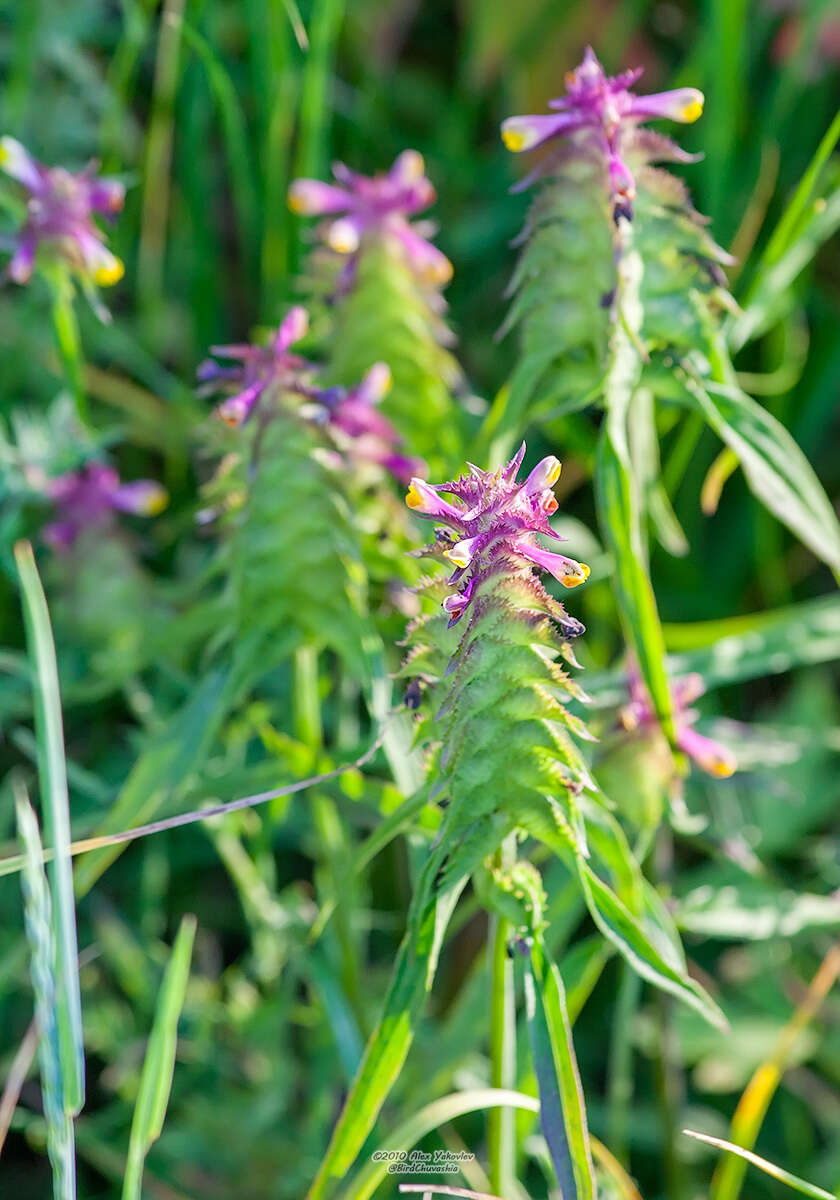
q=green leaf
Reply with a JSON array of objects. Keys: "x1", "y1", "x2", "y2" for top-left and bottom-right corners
[
  {"x1": 684, "y1": 1131, "x2": 838, "y2": 1200},
  {"x1": 677, "y1": 876, "x2": 840, "y2": 940},
  {"x1": 595, "y1": 423, "x2": 676, "y2": 743},
  {"x1": 677, "y1": 373, "x2": 840, "y2": 575},
  {"x1": 343, "y1": 1087, "x2": 541, "y2": 1200},
  {"x1": 122, "y1": 913, "x2": 196, "y2": 1200},
  {"x1": 15, "y1": 541, "x2": 84, "y2": 1115},
  {"x1": 524, "y1": 940, "x2": 596, "y2": 1200},
  {"x1": 308, "y1": 869, "x2": 467, "y2": 1199},
  {"x1": 15, "y1": 783, "x2": 76, "y2": 1200},
  {"x1": 577, "y1": 859, "x2": 727, "y2": 1030}
]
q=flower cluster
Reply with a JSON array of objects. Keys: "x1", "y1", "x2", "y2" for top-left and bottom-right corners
[
  {"x1": 198, "y1": 305, "x2": 422, "y2": 484},
  {"x1": 43, "y1": 462, "x2": 167, "y2": 550},
  {"x1": 622, "y1": 664, "x2": 736, "y2": 778},
  {"x1": 288, "y1": 150, "x2": 452, "y2": 286},
  {"x1": 501, "y1": 47, "x2": 703, "y2": 211},
  {"x1": 0, "y1": 136, "x2": 124, "y2": 286},
  {"x1": 405, "y1": 443, "x2": 590, "y2": 625},
  {"x1": 197, "y1": 305, "x2": 315, "y2": 427}
]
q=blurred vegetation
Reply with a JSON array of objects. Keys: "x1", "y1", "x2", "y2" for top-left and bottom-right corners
[{"x1": 1, "y1": 1, "x2": 839, "y2": 1198}]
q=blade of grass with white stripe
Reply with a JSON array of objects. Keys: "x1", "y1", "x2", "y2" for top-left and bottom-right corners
[
  {"x1": 15, "y1": 782, "x2": 76, "y2": 1200},
  {"x1": 684, "y1": 1132, "x2": 838, "y2": 1200},
  {"x1": 15, "y1": 540, "x2": 84, "y2": 1115},
  {"x1": 523, "y1": 939, "x2": 595, "y2": 1200},
  {"x1": 122, "y1": 913, "x2": 197, "y2": 1200}
]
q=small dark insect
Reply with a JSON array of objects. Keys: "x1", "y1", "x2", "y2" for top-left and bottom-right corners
[{"x1": 404, "y1": 678, "x2": 424, "y2": 709}]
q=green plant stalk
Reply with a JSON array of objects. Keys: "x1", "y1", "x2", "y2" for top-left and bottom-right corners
[
  {"x1": 122, "y1": 914, "x2": 196, "y2": 1200},
  {"x1": 45, "y1": 267, "x2": 88, "y2": 427},
  {"x1": 488, "y1": 837, "x2": 518, "y2": 1197},
  {"x1": 137, "y1": 0, "x2": 186, "y2": 311},
  {"x1": 293, "y1": 645, "x2": 366, "y2": 1038},
  {"x1": 15, "y1": 783, "x2": 76, "y2": 1200},
  {"x1": 606, "y1": 961, "x2": 641, "y2": 1166},
  {"x1": 15, "y1": 542, "x2": 85, "y2": 1115}
]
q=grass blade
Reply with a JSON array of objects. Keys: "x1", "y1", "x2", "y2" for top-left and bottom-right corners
[
  {"x1": 343, "y1": 1088, "x2": 541, "y2": 1200},
  {"x1": 15, "y1": 783, "x2": 76, "y2": 1200},
  {"x1": 685, "y1": 1131, "x2": 838, "y2": 1200},
  {"x1": 678, "y1": 371, "x2": 840, "y2": 577},
  {"x1": 708, "y1": 943, "x2": 840, "y2": 1200},
  {"x1": 122, "y1": 913, "x2": 197, "y2": 1200},
  {"x1": 308, "y1": 873, "x2": 467, "y2": 1199},
  {"x1": 577, "y1": 860, "x2": 727, "y2": 1030},
  {"x1": 15, "y1": 541, "x2": 84, "y2": 1115},
  {"x1": 523, "y1": 940, "x2": 595, "y2": 1200}
]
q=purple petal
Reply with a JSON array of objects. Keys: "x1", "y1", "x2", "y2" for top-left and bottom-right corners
[
  {"x1": 273, "y1": 305, "x2": 309, "y2": 353},
  {"x1": 87, "y1": 177, "x2": 126, "y2": 216},
  {"x1": 393, "y1": 224, "x2": 452, "y2": 285},
  {"x1": 7, "y1": 236, "x2": 36, "y2": 283},
  {"x1": 513, "y1": 540, "x2": 590, "y2": 587},
  {"x1": 0, "y1": 137, "x2": 44, "y2": 192},
  {"x1": 677, "y1": 725, "x2": 735, "y2": 777},
  {"x1": 111, "y1": 480, "x2": 168, "y2": 516},
  {"x1": 501, "y1": 111, "x2": 585, "y2": 152},
  {"x1": 629, "y1": 88, "x2": 704, "y2": 124},
  {"x1": 288, "y1": 178, "x2": 351, "y2": 215},
  {"x1": 217, "y1": 381, "x2": 265, "y2": 425}
]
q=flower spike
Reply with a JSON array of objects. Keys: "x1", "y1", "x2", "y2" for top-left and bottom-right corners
[
  {"x1": 0, "y1": 137, "x2": 125, "y2": 288},
  {"x1": 501, "y1": 46, "x2": 704, "y2": 207},
  {"x1": 405, "y1": 445, "x2": 589, "y2": 624},
  {"x1": 289, "y1": 151, "x2": 452, "y2": 286}
]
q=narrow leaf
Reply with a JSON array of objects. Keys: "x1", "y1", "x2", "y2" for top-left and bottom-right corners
[
  {"x1": 122, "y1": 913, "x2": 196, "y2": 1200},
  {"x1": 15, "y1": 783, "x2": 76, "y2": 1200},
  {"x1": 15, "y1": 541, "x2": 84, "y2": 1114},
  {"x1": 684, "y1": 1131, "x2": 837, "y2": 1200},
  {"x1": 523, "y1": 940, "x2": 596, "y2": 1200},
  {"x1": 308, "y1": 870, "x2": 467, "y2": 1198},
  {"x1": 678, "y1": 375, "x2": 840, "y2": 575},
  {"x1": 577, "y1": 860, "x2": 727, "y2": 1030}
]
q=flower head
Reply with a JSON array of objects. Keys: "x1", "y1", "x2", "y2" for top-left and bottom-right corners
[
  {"x1": 501, "y1": 47, "x2": 704, "y2": 209},
  {"x1": 197, "y1": 306, "x2": 315, "y2": 426},
  {"x1": 43, "y1": 461, "x2": 167, "y2": 550},
  {"x1": 405, "y1": 442, "x2": 589, "y2": 626},
  {"x1": 318, "y1": 363, "x2": 425, "y2": 484},
  {"x1": 621, "y1": 663, "x2": 735, "y2": 778},
  {"x1": 288, "y1": 150, "x2": 452, "y2": 286},
  {"x1": 0, "y1": 136, "x2": 125, "y2": 286}
]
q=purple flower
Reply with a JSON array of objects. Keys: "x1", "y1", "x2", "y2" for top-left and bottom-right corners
[
  {"x1": 288, "y1": 150, "x2": 453, "y2": 286},
  {"x1": 197, "y1": 306, "x2": 316, "y2": 426},
  {"x1": 405, "y1": 443, "x2": 590, "y2": 626},
  {"x1": 621, "y1": 663, "x2": 735, "y2": 778},
  {"x1": 43, "y1": 462, "x2": 167, "y2": 550},
  {"x1": 501, "y1": 47, "x2": 704, "y2": 207},
  {"x1": 0, "y1": 136, "x2": 125, "y2": 286},
  {"x1": 319, "y1": 363, "x2": 425, "y2": 485}
]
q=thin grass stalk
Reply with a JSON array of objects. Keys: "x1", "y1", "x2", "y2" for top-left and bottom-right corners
[
  {"x1": 15, "y1": 541, "x2": 85, "y2": 1115},
  {"x1": 488, "y1": 838, "x2": 517, "y2": 1197},
  {"x1": 44, "y1": 267, "x2": 88, "y2": 426},
  {"x1": 137, "y1": 0, "x2": 186, "y2": 311},
  {"x1": 606, "y1": 961, "x2": 641, "y2": 1166},
  {"x1": 15, "y1": 784, "x2": 76, "y2": 1200}
]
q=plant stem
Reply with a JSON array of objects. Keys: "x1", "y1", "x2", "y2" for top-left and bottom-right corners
[
  {"x1": 293, "y1": 646, "x2": 366, "y2": 1036},
  {"x1": 606, "y1": 961, "x2": 641, "y2": 1166},
  {"x1": 138, "y1": 0, "x2": 185, "y2": 313},
  {"x1": 46, "y1": 267, "x2": 88, "y2": 426},
  {"x1": 651, "y1": 828, "x2": 685, "y2": 1199},
  {"x1": 488, "y1": 835, "x2": 517, "y2": 1197}
]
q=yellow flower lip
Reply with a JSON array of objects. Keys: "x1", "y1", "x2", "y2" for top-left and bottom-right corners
[
  {"x1": 405, "y1": 483, "x2": 423, "y2": 509},
  {"x1": 708, "y1": 755, "x2": 735, "y2": 778},
  {"x1": 501, "y1": 126, "x2": 528, "y2": 152},
  {"x1": 682, "y1": 97, "x2": 704, "y2": 123},
  {"x1": 93, "y1": 255, "x2": 124, "y2": 286},
  {"x1": 560, "y1": 561, "x2": 590, "y2": 588}
]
